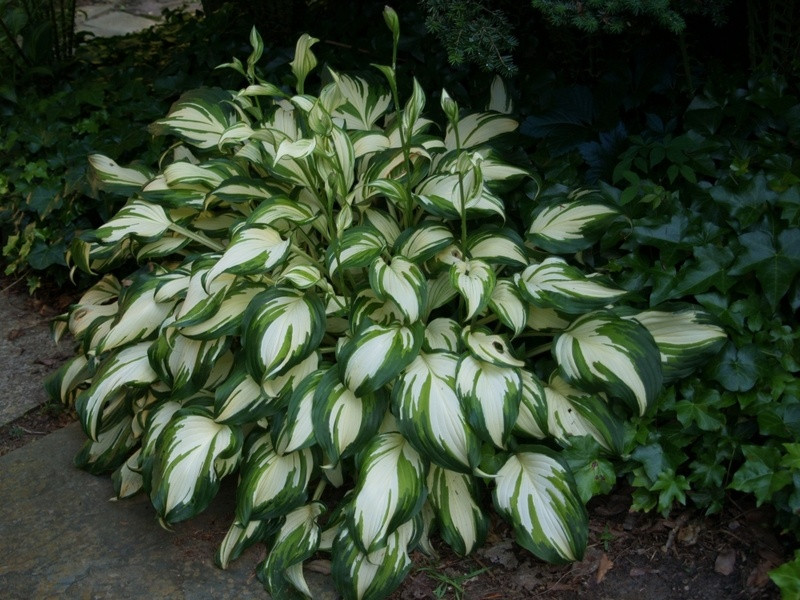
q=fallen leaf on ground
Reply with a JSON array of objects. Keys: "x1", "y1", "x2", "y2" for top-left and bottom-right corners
[
  {"x1": 714, "y1": 548, "x2": 736, "y2": 576},
  {"x1": 596, "y1": 553, "x2": 614, "y2": 583}
]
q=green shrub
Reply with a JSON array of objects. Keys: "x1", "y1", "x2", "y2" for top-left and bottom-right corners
[
  {"x1": 597, "y1": 76, "x2": 800, "y2": 530},
  {"x1": 48, "y1": 12, "x2": 725, "y2": 599}
]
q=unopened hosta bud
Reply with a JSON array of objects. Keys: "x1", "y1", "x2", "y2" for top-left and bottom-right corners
[
  {"x1": 383, "y1": 6, "x2": 400, "y2": 44},
  {"x1": 440, "y1": 88, "x2": 459, "y2": 126}
]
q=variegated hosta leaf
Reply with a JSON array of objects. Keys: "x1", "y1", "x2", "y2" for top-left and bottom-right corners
[
  {"x1": 203, "y1": 225, "x2": 290, "y2": 287},
  {"x1": 349, "y1": 289, "x2": 405, "y2": 333},
  {"x1": 274, "y1": 370, "x2": 324, "y2": 454},
  {"x1": 44, "y1": 354, "x2": 91, "y2": 405},
  {"x1": 368, "y1": 256, "x2": 427, "y2": 323},
  {"x1": 96, "y1": 276, "x2": 177, "y2": 354},
  {"x1": 139, "y1": 400, "x2": 182, "y2": 475},
  {"x1": 489, "y1": 280, "x2": 527, "y2": 336},
  {"x1": 88, "y1": 154, "x2": 152, "y2": 195},
  {"x1": 326, "y1": 226, "x2": 386, "y2": 276},
  {"x1": 216, "y1": 519, "x2": 276, "y2": 570},
  {"x1": 450, "y1": 258, "x2": 496, "y2": 320},
  {"x1": 527, "y1": 199, "x2": 618, "y2": 253},
  {"x1": 444, "y1": 112, "x2": 518, "y2": 150},
  {"x1": 415, "y1": 171, "x2": 482, "y2": 220},
  {"x1": 466, "y1": 228, "x2": 527, "y2": 267},
  {"x1": 74, "y1": 415, "x2": 137, "y2": 475},
  {"x1": 332, "y1": 73, "x2": 391, "y2": 130},
  {"x1": 349, "y1": 432, "x2": 427, "y2": 553},
  {"x1": 456, "y1": 355, "x2": 521, "y2": 449},
  {"x1": 93, "y1": 200, "x2": 172, "y2": 244},
  {"x1": 462, "y1": 326, "x2": 525, "y2": 368},
  {"x1": 162, "y1": 160, "x2": 231, "y2": 189},
  {"x1": 149, "y1": 329, "x2": 229, "y2": 398},
  {"x1": 367, "y1": 178, "x2": 412, "y2": 211},
  {"x1": 338, "y1": 321, "x2": 424, "y2": 396},
  {"x1": 493, "y1": 448, "x2": 588, "y2": 563},
  {"x1": 363, "y1": 208, "x2": 401, "y2": 247},
  {"x1": 331, "y1": 522, "x2": 415, "y2": 600},
  {"x1": 392, "y1": 352, "x2": 481, "y2": 473},
  {"x1": 543, "y1": 374, "x2": 625, "y2": 454},
  {"x1": 425, "y1": 271, "x2": 458, "y2": 316},
  {"x1": 555, "y1": 311, "x2": 663, "y2": 416},
  {"x1": 516, "y1": 257, "x2": 626, "y2": 315},
  {"x1": 111, "y1": 448, "x2": 144, "y2": 499},
  {"x1": 527, "y1": 305, "x2": 571, "y2": 332},
  {"x1": 149, "y1": 407, "x2": 243, "y2": 524},
  {"x1": 236, "y1": 433, "x2": 316, "y2": 523},
  {"x1": 214, "y1": 362, "x2": 273, "y2": 425},
  {"x1": 515, "y1": 369, "x2": 548, "y2": 439},
  {"x1": 289, "y1": 33, "x2": 319, "y2": 93},
  {"x1": 76, "y1": 342, "x2": 157, "y2": 441},
  {"x1": 393, "y1": 221, "x2": 454, "y2": 263},
  {"x1": 262, "y1": 351, "x2": 319, "y2": 399},
  {"x1": 179, "y1": 282, "x2": 263, "y2": 340},
  {"x1": 173, "y1": 262, "x2": 236, "y2": 327},
  {"x1": 627, "y1": 309, "x2": 726, "y2": 383},
  {"x1": 242, "y1": 287, "x2": 326, "y2": 381},
  {"x1": 278, "y1": 259, "x2": 323, "y2": 290},
  {"x1": 423, "y1": 318, "x2": 462, "y2": 353},
  {"x1": 312, "y1": 367, "x2": 386, "y2": 464},
  {"x1": 488, "y1": 75, "x2": 513, "y2": 114},
  {"x1": 258, "y1": 502, "x2": 325, "y2": 599},
  {"x1": 427, "y1": 465, "x2": 488, "y2": 555},
  {"x1": 149, "y1": 88, "x2": 235, "y2": 149},
  {"x1": 208, "y1": 176, "x2": 285, "y2": 205}
]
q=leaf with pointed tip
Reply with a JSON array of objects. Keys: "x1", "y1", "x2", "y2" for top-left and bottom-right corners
[
  {"x1": 312, "y1": 367, "x2": 386, "y2": 464},
  {"x1": 493, "y1": 448, "x2": 588, "y2": 563},
  {"x1": 542, "y1": 374, "x2": 625, "y2": 454},
  {"x1": 179, "y1": 283, "x2": 263, "y2": 340},
  {"x1": 214, "y1": 362, "x2": 272, "y2": 425},
  {"x1": 393, "y1": 221, "x2": 455, "y2": 263},
  {"x1": 363, "y1": 208, "x2": 401, "y2": 247},
  {"x1": 290, "y1": 33, "x2": 319, "y2": 93},
  {"x1": 627, "y1": 309, "x2": 726, "y2": 383},
  {"x1": 331, "y1": 522, "x2": 415, "y2": 600},
  {"x1": 349, "y1": 289, "x2": 405, "y2": 333},
  {"x1": 333, "y1": 73, "x2": 391, "y2": 131},
  {"x1": 339, "y1": 321, "x2": 424, "y2": 396},
  {"x1": 94, "y1": 200, "x2": 172, "y2": 244},
  {"x1": 149, "y1": 88, "x2": 235, "y2": 149},
  {"x1": 423, "y1": 318, "x2": 462, "y2": 353},
  {"x1": 450, "y1": 259, "x2": 496, "y2": 320},
  {"x1": 515, "y1": 369, "x2": 548, "y2": 439},
  {"x1": 517, "y1": 258, "x2": 626, "y2": 314},
  {"x1": 149, "y1": 407, "x2": 242, "y2": 524},
  {"x1": 204, "y1": 225, "x2": 290, "y2": 287},
  {"x1": 262, "y1": 351, "x2": 320, "y2": 399},
  {"x1": 349, "y1": 432, "x2": 427, "y2": 553},
  {"x1": 111, "y1": 448, "x2": 144, "y2": 499},
  {"x1": 216, "y1": 519, "x2": 276, "y2": 570},
  {"x1": 456, "y1": 355, "x2": 521, "y2": 448},
  {"x1": 44, "y1": 354, "x2": 91, "y2": 405},
  {"x1": 258, "y1": 502, "x2": 326, "y2": 599},
  {"x1": 76, "y1": 342, "x2": 157, "y2": 441},
  {"x1": 489, "y1": 280, "x2": 527, "y2": 336},
  {"x1": 466, "y1": 228, "x2": 527, "y2": 267},
  {"x1": 527, "y1": 200, "x2": 617, "y2": 253},
  {"x1": 242, "y1": 287, "x2": 326, "y2": 381},
  {"x1": 88, "y1": 154, "x2": 152, "y2": 195},
  {"x1": 427, "y1": 465, "x2": 488, "y2": 555},
  {"x1": 392, "y1": 352, "x2": 481, "y2": 473},
  {"x1": 462, "y1": 326, "x2": 524, "y2": 367},
  {"x1": 274, "y1": 370, "x2": 325, "y2": 454},
  {"x1": 74, "y1": 415, "x2": 137, "y2": 475},
  {"x1": 326, "y1": 226, "x2": 386, "y2": 276},
  {"x1": 209, "y1": 176, "x2": 286, "y2": 205},
  {"x1": 369, "y1": 256, "x2": 427, "y2": 323},
  {"x1": 555, "y1": 311, "x2": 662, "y2": 416},
  {"x1": 445, "y1": 112, "x2": 517, "y2": 150},
  {"x1": 236, "y1": 433, "x2": 315, "y2": 523},
  {"x1": 149, "y1": 328, "x2": 229, "y2": 398}
]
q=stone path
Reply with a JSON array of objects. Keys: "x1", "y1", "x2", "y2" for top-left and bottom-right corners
[{"x1": 76, "y1": 0, "x2": 202, "y2": 37}]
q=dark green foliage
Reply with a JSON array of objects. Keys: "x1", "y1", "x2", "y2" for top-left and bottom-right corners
[{"x1": 420, "y1": 0, "x2": 518, "y2": 76}]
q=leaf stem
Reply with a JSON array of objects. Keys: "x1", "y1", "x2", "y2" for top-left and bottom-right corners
[{"x1": 168, "y1": 223, "x2": 224, "y2": 252}]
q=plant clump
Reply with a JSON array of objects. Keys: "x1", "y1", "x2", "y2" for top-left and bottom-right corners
[{"x1": 48, "y1": 10, "x2": 726, "y2": 599}]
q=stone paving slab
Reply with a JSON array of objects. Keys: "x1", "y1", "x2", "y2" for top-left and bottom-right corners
[
  {"x1": 0, "y1": 288, "x2": 72, "y2": 426},
  {"x1": 0, "y1": 423, "x2": 339, "y2": 599},
  {"x1": 76, "y1": 0, "x2": 201, "y2": 37}
]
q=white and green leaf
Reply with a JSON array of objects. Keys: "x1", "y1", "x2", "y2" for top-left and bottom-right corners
[
  {"x1": 427, "y1": 465, "x2": 488, "y2": 555},
  {"x1": 368, "y1": 256, "x2": 427, "y2": 323},
  {"x1": 450, "y1": 258, "x2": 496, "y2": 320},
  {"x1": 527, "y1": 199, "x2": 618, "y2": 253}
]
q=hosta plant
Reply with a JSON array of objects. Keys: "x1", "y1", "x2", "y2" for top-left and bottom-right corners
[{"x1": 48, "y1": 11, "x2": 726, "y2": 599}]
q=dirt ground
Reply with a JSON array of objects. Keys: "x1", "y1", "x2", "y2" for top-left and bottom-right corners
[{"x1": 0, "y1": 279, "x2": 787, "y2": 600}]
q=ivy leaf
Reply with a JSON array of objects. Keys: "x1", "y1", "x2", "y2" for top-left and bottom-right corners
[
  {"x1": 730, "y1": 445, "x2": 793, "y2": 506},
  {"x1": 708, "y1": 172, "x2": 777, "y2": 228},
  {"x1": 708, "y1": 342, "x2": 761, "y2": 392},
  {"x1": 731, "y1": 228, "x2": 800, "y2": 309},
  {"x1": 649, "y1": 470, "x2": 690, "y2": 516}
]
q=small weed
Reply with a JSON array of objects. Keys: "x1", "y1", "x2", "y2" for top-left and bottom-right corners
[{"x1": 417, "y1": 566, "x2": 491, "y2": 600}]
